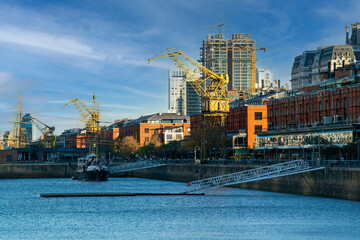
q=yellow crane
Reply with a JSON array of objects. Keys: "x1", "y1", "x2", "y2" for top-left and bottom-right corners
[
  {"x1": 31, "y1": 117, "x2": 56, "y2": 148},
  {"x1": 64, "y1": 94, "x2": 101, "y2": 154},
  {"x1": 64, "y1": 94, "x2": 101, "y2": 135},
  {"x1": 149, "y1": 48, "x2": 230, "y2": 161},
  {"x1": 149, "y1": 48, "x2": 229, "y2": 120}
]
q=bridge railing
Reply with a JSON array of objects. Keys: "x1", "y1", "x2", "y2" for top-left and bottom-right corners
[{"x1": 323, "y1": 160, "x2": 360, "y2": 168}]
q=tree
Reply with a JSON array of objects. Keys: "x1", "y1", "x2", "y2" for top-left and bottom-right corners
[
  {"x1": 137, "y1": 143, "x2": 155, "y2": 157},
  {"x1": 150, "y1": 132, "x2": 161, "y2": 147},
  {"x1": 114, "y1": 136, "x2": 139, "y2": 160}
]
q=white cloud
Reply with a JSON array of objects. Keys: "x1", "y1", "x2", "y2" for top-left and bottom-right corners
[
  {"x1": 316, "y1": 0, "x2": 360, "y2": 22},
  {"x1": 117, "y1": 84, "x2": 167, "y2": 100},
  {"x1": 102, "y1": 103, "x2": 144, "y2": 110},
  {"x1": 0, "y1": 26, "x2": 106, "y2": 60},
  {"x1": 0, "y1": 71, "x2": 37, "y2": 97}
]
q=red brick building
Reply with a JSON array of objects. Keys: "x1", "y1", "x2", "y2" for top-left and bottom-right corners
[
  {"x1": 118, "y1": 113, "x2": 190, "y2": 146},
  {"x1": 268, "y1": 83, "x2": 360, "y2": 130}
]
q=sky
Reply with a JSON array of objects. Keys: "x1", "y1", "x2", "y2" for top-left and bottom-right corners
[{"x1": 0, "y1": 0, "x2": 360, "y2": 135}]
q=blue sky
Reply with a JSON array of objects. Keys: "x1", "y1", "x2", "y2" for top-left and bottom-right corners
[{"x1": 0, "y1": 0, "x2": 359, "y2": 135}]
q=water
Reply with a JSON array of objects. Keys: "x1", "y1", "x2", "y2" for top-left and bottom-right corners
[{"x1": 1, "y1": 178, "x2": 359, "y2": 240}]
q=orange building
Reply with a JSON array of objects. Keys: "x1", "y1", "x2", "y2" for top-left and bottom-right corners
[
  {"x1": 118, "y1": 113, "x2": 190, "y2": 146},
  {"x1": 67, "y1": 134, "x2": 86, "y2": 148},
  {"x1": 190, "y1": 104, "x2": 267, "y2": 149}
]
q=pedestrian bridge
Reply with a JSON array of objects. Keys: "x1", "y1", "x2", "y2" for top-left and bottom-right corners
[
  {"x1": 186, "y1": 160, "x2": 325, "y2": 193},
  {"x1": 109, "y1": 160, "x2": 166, "y2": 174}
]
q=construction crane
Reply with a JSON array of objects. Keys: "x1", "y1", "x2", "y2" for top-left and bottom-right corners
[
  {"x1": 7, "y1": 93, "x2": 27, "y2": 148},
  {"x1": 149, "y1": 48, "x2": 229, "y2": 162},
  {"x1": 31, "y1": 117, "x2": 56, "y2": 148},
  {"x1": 64, "y1": 94, "x2": 101, "y2": 154}
]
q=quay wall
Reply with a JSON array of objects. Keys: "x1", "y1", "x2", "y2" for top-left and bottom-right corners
[
  {"x1": 119, "y1": 164, "x2": 360, "y2": 201},
  {"x1": 1, "y1": 163, "x2": 360, "y2": 201},
  {"x1": 0, "y1": 164, "x2": 77, "y2": 179}
]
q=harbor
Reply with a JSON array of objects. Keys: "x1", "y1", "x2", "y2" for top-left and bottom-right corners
[
  {"x1": 1, "y1": 177, "x2": 360, "y2": 240},
  {"x1": 1, "y1": 160, "x2": 359, "y2": 201}
]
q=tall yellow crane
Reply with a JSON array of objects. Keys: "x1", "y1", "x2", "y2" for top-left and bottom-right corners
[
  {"x1": 31, "y1": 117, "x2": 56, "y2": 148},
  {"x1": 149, "y1": 48, "x2": 229, "y2": 161},
  {"x1": 64, "y1": 94, "x2": 101, "y2": 154},
  {"x1": 8, "y1": 93, "x2": 27, "y2": 148}
]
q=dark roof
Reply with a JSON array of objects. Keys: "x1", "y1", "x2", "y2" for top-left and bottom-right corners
[
  {"x1": 146, "y1": 113, "x2": 189, "y2": 121},
  {"x1": 128, "y1": 113, "x2": 189, "y2": 125}
]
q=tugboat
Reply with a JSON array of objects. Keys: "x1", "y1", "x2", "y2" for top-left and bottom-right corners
[{"x1": 76, "y1": 153, "x2": 109, "y2": 181}]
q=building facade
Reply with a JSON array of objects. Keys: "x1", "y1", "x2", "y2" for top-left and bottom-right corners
[
  {"x1": 169, "y1": 70, "x2": 186, "y2": 114},
  {"x1": 168, "y1": 70, "x2": 201, "y2": 116},
  {"x1": 21, "y1": 113, "x2": 34, "y2": 142},
  {"x1": 269, "y1": 63, "x2": 360, "y2": 130},
  {"x1": 200, "y1": 33, "x2": 256, "y2": 93},
  {"x1": 291, "y1": 22, "x2": 360, "y2": 91},
  {"x1": 190, "y1": 104, "x2": 267, "y2": 149},
  {"x1": 118, "y1": 113, "x2": 190, "y2": 146},
  {"x1": 256, "y1": 68, "x2": 273, "y2": 89}
]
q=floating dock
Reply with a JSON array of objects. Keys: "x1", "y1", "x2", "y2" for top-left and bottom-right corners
[{"x1": 40, "y1": 192, "x2": 205, "y2": 197}]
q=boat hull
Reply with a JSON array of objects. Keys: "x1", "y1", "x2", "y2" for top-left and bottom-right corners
[{"x1": 77, "y1": 169, "x2": 108, "y2": 181}]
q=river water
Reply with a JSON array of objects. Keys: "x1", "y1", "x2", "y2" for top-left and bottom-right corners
[{"x1": 0, "y1": 177, "x2": 359, "y2": 240}]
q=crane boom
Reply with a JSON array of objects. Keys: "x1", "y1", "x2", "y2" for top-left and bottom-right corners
[
  {"x1": 149, "y1": 48, "x2": 230, "y2": 162},
  {"x1": 64, "y1": 96, "x2": 101, "y2": 134},
  {"x1": 31, "y1": 117, "x2": 56, "y2": 148},
  {"x1": 149, "y1": 48, "x2": 229, "y2": 114}
]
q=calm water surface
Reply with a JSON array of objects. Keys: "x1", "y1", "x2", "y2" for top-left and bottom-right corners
[{"x1": 0, "y1": 177, "x2": 359, "y2": 240}]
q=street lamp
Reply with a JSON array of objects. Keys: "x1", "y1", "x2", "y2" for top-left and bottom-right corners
[{"x1": 194, "y1": 146, "x2": 200, "y2": 164}]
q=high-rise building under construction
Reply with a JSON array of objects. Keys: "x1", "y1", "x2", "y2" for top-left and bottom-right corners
[{"x1": 200, "y1": 33, "x2": 256, "y2": 93}]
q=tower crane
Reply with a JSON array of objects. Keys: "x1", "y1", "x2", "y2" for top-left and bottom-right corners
[
  {"x1": 64, "y1": 94, "x2": 101, "y2": 154},
  {"x1": 149, "y1": 48, "x2": 230, "y2": 162},
  {"x1": 31, "y1": 117, "x2": 56, "y2": 148}
]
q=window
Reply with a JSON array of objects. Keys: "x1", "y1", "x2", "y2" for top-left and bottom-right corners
[
  {"x1": 144, "y1": 128, "x2": 149, "y2": 133},
  {"x1": 254, "y1": 125, "x2": 262, "y2": 134},
  {"x1": 254, "y1": 112, "x2": 262, "y2": 120},
  {"x1": 166, "y1": 134, "x2": 173, "y2": 140},
  {"x1": 145, "y1": 137, "x2": 149, "y2": 142}
]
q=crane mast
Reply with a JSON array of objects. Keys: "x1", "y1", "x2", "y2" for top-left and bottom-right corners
[{"x1": 64, "y1": 94, "x2": 101, "y2": 155}]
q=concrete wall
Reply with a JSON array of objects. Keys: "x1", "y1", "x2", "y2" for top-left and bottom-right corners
[
  {"x1": 0, "y1": 164, "x2": 76, "y2": 179},
  {"x1": 1, "y1": 163, "x2": 359, "y2": 201},
  {"x1": 0, "y1": 150, "x2": 17, "y2": 163},
  {"x1": 119, "y1": 164, "x2": 360, "y2": 201}
]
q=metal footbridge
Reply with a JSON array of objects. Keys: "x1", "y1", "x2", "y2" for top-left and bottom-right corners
[
  {"x1": 186, "y1": 160, "x2": 325, "y2": 193},
  {"x1": 109, "y1": 160, "x2": 166, "y2": 174}
]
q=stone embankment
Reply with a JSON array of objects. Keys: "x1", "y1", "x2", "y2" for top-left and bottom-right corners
[
  {"x1": 1, "y1": 163, "x2": 359, "y2": 201},
  {"x1": 117, "y1": 164, "x2": 360, "y2": 201}
]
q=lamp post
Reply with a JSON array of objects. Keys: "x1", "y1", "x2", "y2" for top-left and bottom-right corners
[
  {"x1": 357, "y1": 137, "x2": 359, "y2": 165},
  {"x1": 194, "y1": 146, "x2": 200, "y2": 163}
]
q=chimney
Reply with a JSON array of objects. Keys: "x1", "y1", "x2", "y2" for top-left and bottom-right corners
[
  {"x1": 346, "y1": 25, "x2": 349, "y2": 44},
  {"x1": 277, "y1": 79, "x2": 280, "y2": 89}
]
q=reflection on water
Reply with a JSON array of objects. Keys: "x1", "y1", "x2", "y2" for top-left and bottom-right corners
[{"x1": 0, "y1": 178, "x2": 359, "y2": 240}]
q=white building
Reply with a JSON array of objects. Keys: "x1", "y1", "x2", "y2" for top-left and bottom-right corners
[
  {"x1": 256, "y1": 68, "x2": 273, "y2": 89},
  {"x1": 168, "y1": 70, "x2": 201, "y2": 116}
]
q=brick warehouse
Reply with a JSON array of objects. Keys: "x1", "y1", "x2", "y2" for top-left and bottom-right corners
[{"x1": 267, "y1": 83, "x2": 360, "y2": 130}]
